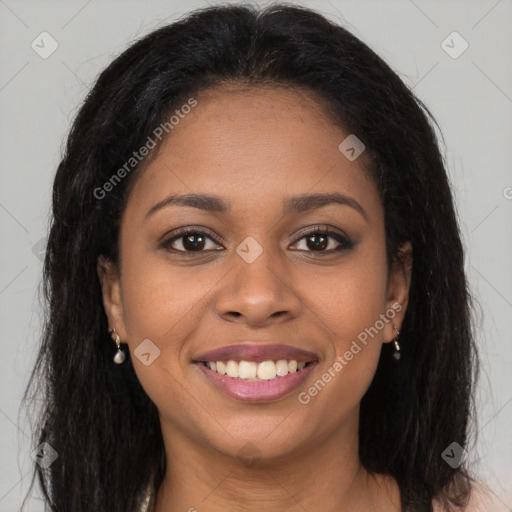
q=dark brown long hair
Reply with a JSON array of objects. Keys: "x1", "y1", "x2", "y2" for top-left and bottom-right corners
[{"x1": 21, "y1": 4, "x2": 479, "y2": 511}]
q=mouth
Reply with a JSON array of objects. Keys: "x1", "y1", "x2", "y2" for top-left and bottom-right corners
[{"x1": 193, "y1": 344, "x2": 319, "y2": 402}]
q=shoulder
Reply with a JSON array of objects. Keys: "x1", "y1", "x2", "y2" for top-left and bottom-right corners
[{"x1": 433, "y1": 481, "x2": 505, "y2": 512}]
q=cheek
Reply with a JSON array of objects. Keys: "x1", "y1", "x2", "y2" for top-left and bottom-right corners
[
  {"x1": 320, "y1": 250, "x2": 389, "y2": 405},
  {"x1": 119, "y1": 243, "x2": 213, "y2": 339},
  {"x1": 116, "y1": 257, "x2": 196, "y2": 390},
  {"x1": 298, "y1": 246, "x2": 388, "y2": 341},
  {"x1": 296, "y1": 249, "x2": 389, "y2": 405},
  {"x1": 304, "y1": 276, "x2": 387, "y2": 421},
  {"x1": 117, "y1": 250, "x2": 210, "y2": 414},
  {"x1": 337, "y1": 264, "x2": 388, "y2": 338}
]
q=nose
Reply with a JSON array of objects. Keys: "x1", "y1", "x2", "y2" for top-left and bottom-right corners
[{"x1": 214, "y1": 249, "x2": 302, "y2": 327}]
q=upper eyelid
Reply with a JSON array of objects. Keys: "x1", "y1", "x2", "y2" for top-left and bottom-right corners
[
  {"x1": 161, "y1": 226, "x2": 223, "y2": 243},
  {"x1": 292, "y1": 224, "x2": 348, "y2": 239}
]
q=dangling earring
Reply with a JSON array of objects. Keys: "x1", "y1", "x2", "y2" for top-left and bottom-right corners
[
  {"x1": 392, "y1": 325, "x2": 401, "y2": 360},
  {"x1": 109, "y1": 328, "x2": 126, "y2": 364}
]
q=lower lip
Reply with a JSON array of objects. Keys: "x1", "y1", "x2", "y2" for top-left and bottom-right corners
[{"x1": 196, "y1": 362, "x2": 317, "y2": 402}]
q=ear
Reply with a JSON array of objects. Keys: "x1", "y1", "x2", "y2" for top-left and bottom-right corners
[
  {"x1": 383, "y1": 241, "x2": 413, "y2": 343},
  {"x1": 97, "y1": 255, "x2": 127, "y2": 340}
]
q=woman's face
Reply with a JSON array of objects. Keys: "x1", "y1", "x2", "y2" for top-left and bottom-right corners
[{"x1": 99, "y1": 84, "x2": 411, "y2": 463}]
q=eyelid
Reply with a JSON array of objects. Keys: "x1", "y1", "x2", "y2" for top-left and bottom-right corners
[
  {"x1": 291, "y1": 224, "x2": 350, "y2": 241},
  {"x1": 289, "y1": 224, "x2": 354, "y2": 252},
  {"x1": 159, "y1": 226, "x2": 225, "y2": 251}
]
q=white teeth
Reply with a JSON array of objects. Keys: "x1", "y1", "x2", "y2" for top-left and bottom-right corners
[
  {"x1": 257, "y1": 361, "x2": 276, "y2": 380},
  {"x1": 226, "y1": 360, "x2": 239, "y2": 378},
  {"x1": 239, "y1": 360, "x2": 257, "y2": 379},
  {"x1": 275, "y1": 359, "x2": 288, "y2": 377},
  {"x1": 216, "y1": 361, "x2": 227, "y2": 375},
  {"x1": 204, "y1": 359, "x2": 310, "y2": 380}
]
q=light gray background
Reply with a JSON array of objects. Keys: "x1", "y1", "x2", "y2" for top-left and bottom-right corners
[{"x1": 0, "y1": 0, "x2": 511, "y2": 510}]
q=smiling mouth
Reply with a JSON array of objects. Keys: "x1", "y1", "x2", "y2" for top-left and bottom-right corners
[
  {"x1": 193, "y1": 343, "x2": 319, "y2": 401},
  {"x1": 199, "y1": 359, "x2": 314, "y2": 381}
]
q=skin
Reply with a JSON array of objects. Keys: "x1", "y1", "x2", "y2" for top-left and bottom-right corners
[{"x1": 98, "y1": 84, "x2": 413, "y2": 512}]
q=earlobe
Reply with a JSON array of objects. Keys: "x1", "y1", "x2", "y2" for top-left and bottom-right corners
[{"x1": 97, "y1": 255, "x2": 126, "y2": 339}]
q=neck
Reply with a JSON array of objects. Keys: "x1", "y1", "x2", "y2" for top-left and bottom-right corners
[{"x1": 153, "y1": 412, "x2": 400, "y2": 512}]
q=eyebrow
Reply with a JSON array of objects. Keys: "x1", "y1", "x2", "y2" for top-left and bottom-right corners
[
  {"x1": 283, "y1": 192, "x2": 368, "y2": 222},
  {"x1": 145, "y1": 193, "x2": 229, "y2": 219},
  {"x1": 145, "y1": 192, "x2": 368, "y2": 222}
]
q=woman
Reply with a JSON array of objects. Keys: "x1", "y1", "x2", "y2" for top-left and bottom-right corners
[{"x1": 22, "y1": 3, "x2": 489, "y2": 511}]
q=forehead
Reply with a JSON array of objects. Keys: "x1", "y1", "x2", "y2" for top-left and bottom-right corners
[{"x1": 125, "y1": 84, "x2": 379, "y2": 218}]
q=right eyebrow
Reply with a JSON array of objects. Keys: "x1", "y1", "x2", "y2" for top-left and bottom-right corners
[{"x1": 145, "y1": 193, "x2": 229, "y2": 220}]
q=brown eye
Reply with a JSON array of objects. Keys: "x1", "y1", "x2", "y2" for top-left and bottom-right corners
[
  {"x1": 306, "y1": 234, "x2": 328, "y2": 251},
  {"x1": 161, "y1": 229, "x2": 223, "y2": 253},
  {"x1": 291, "y1": 227, "x2": 355, "y2": 254},
  {"x1": 182, "y1": 233, "x2": 206, "y2": 251}
]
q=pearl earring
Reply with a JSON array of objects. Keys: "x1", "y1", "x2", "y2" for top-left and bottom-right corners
[
  {"x1": 109, "y1": 328, "x2": 126, "y2": 364},
  {"x1": 392, "y1": 325, "x2": 401, "y2": 360}
]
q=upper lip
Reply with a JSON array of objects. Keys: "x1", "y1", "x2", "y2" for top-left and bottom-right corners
[{"x1": 193, "y1": 343, "x2": 318, "y2": 363}]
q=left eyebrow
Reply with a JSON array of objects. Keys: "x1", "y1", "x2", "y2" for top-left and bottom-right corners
[{"x1": 283, "y1": 193, "x2": 368, "y2": 223}]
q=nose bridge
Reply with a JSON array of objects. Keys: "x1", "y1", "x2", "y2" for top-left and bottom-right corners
[
  {"x1": 236, "y1": 246, "x2": 283, "y2": 295},
  {"x1": 215, "y1": 241, "x2": 301, "y2": 325}
]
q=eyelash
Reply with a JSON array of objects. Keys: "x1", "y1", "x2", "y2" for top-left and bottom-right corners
[{"x1": 160, "y1": 225, "x2": 355, "y2": 255}]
